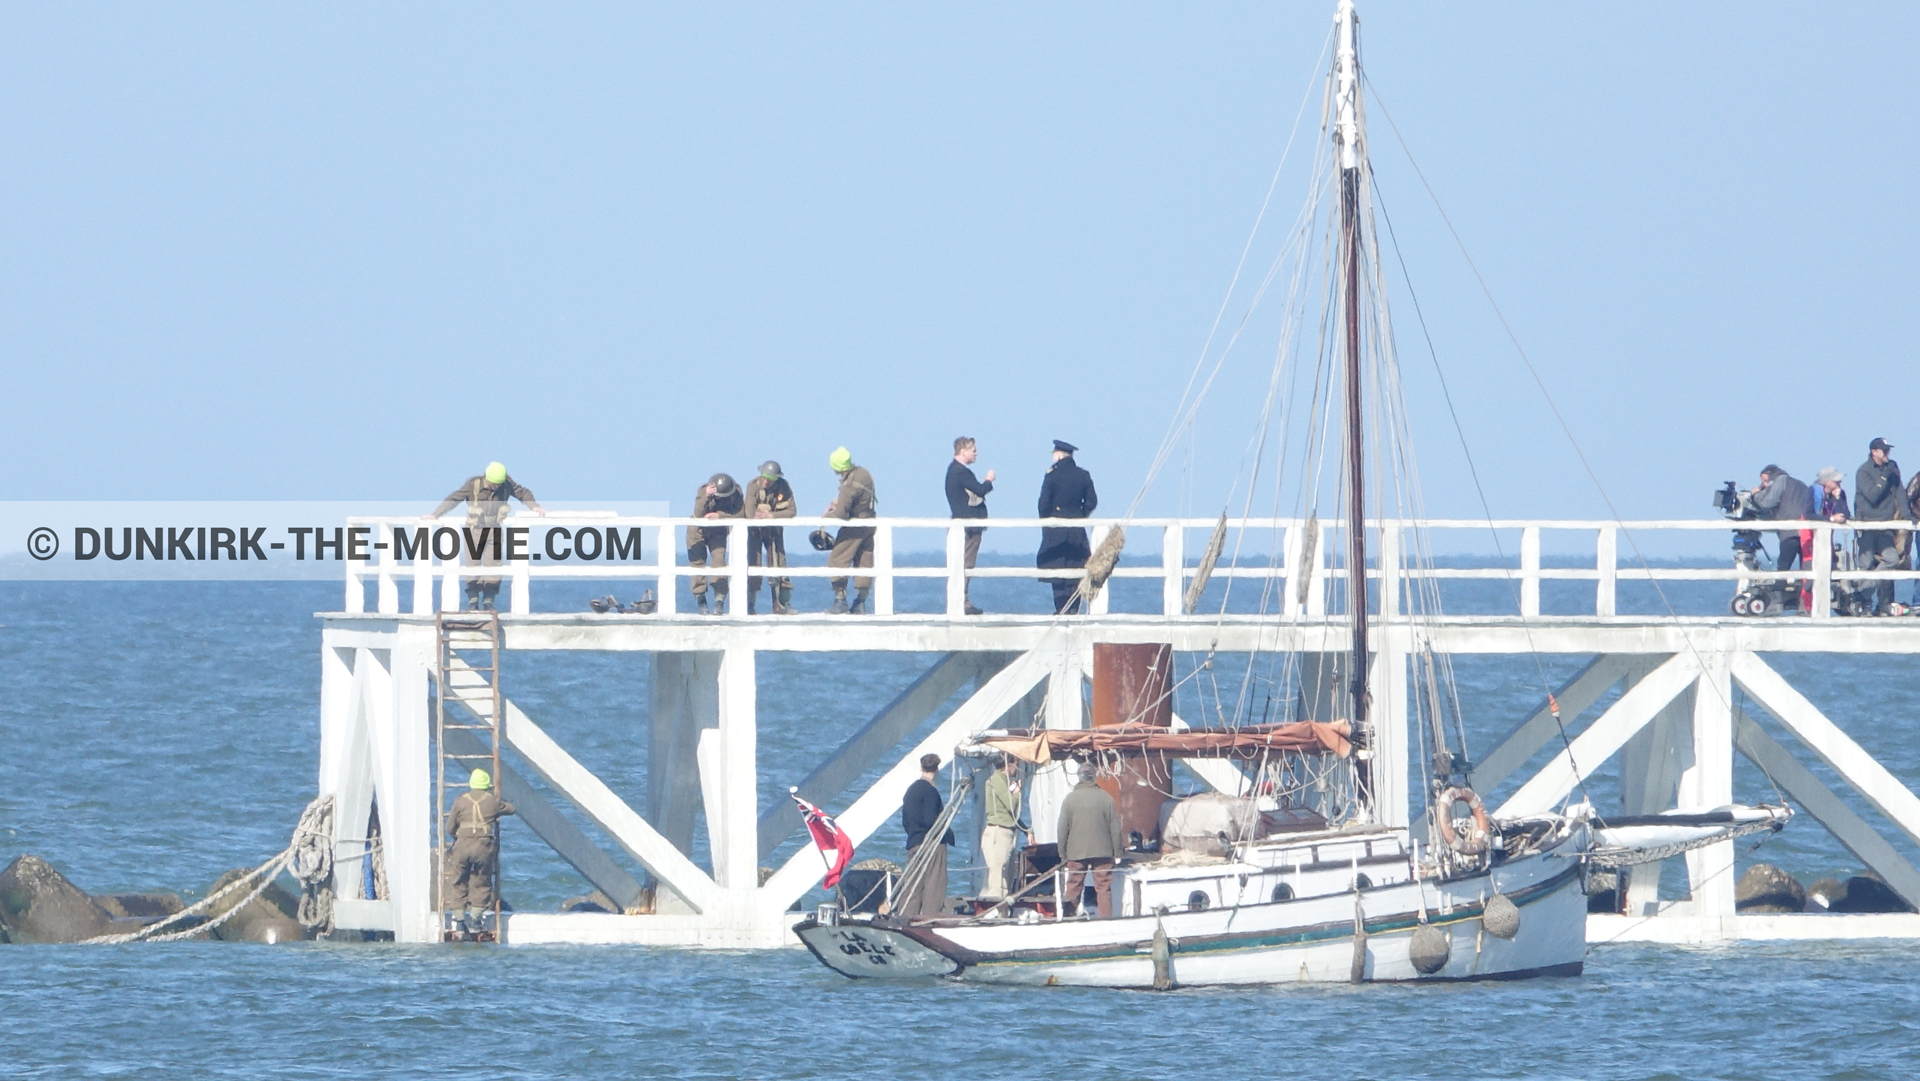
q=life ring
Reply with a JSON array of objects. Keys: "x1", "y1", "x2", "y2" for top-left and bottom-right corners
[{"x1": 1434, "y1": 786, "x2": 1491, "y2": 856}]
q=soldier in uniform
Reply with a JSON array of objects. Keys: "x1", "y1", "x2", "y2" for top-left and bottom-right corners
[
  {"x1": 744, "y1": 460, "x2": 797, "y2": 615},
  {"x1": 1036, "y1": 440, "x2": 1097, "y2": 614},
  {"x1": 689, "y1": 473, "x2": 746, "y2": 615},
  {"x1": 444, "y1": 768, "x2": 516, "y2": 938},
  {"x1": 823, "y1": 447, "x2": 878, "y2": 614},
  {"x1": 429, "y1": 461, "x2": 544, "y2": 611}
]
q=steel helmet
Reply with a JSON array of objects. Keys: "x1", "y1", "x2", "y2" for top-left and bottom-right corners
[
  {"x1": 759, "y1": 460, "x2": 783, "y2": 479},
  {"x1": 829, "y1": 447, "x2": 853, "y2": 472},
  {"x1": 469, "y1": 768, "x2": 492, "y2": 790},
  {"x1": 710, "y1": 473, "x2": 738, "y2": 496},
  {"x1": 485, "y1": 462, "x2": 508, "y2": 484}
]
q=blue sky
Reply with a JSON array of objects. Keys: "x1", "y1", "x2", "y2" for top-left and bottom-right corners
[{"x1": 4, "y1": 3, "x2": 1915, "y2": 529}]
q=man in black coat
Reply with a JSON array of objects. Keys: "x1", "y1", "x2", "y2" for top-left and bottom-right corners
[
  {"x1": 945, "y1": 437, "x2": 995, "y2": 616},
  {"x1": 899, "y1": 753, "x2": 954, "y2": 918},
  {"x1": 1853, "y1": 438, "x2": 1909, "y2": 616},
  {"x1": 1036, "y1": 440, "x2": 1098, "y2": 614}
]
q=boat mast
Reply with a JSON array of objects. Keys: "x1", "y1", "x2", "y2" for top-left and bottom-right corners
[{"x1": 1333, "y1": 0, "x2": 1374, "y2": 815}]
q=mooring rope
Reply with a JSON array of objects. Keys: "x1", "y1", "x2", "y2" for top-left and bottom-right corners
[{"x1": 84, "y1": 795, "x2": 335, "y2": 945}]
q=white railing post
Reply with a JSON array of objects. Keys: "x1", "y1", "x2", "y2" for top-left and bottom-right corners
[
  {"x1": 873, "y1": 523, "x2": 894, "y2": 615},
  {"x1": 1596, "y1": 526, "x2": 1617, "y2": 617},
  {"x1": 656, "y1": 524, "x2": 678, "y2": 616},
  {"x1": 440, "y1": 561, "x2": 461, "y2": 613},
  {"x1": 1162, "y1": 524, "x2": 1184, "y2": 616},
  {"x1": 411, "y1": 522, "x2": 434, "y2": 615},
  {"x1": 1520, "y1": 526, "x2": 1541, "y2": 617},
  {"x1": 1088, "y1": 526, "x2": 1112, "y2": 616},
  {"x1": 945, "y1": 523, "x2": 965, "y2": 617},
  {"x1": 1812, "y1": 524, "x2": 1832, "y2": 619},
  {"x1": 376, "y1": 536, "x2": 399, "y2": 615},
  {"x1": 345, "y1": 567, "x2": 364, "y2": 613},
  {"x1": 728, "y1": 520, "x2": 749, "y2": 614},
  {"x1": 510, "y1": 555, "x2": 531, "y2": 615},
  {"x1": 1306, "y1": 525, "x2": 1327, "y2": 617},
  {"x1": 1378, "y1": 523, "x2": 1400, "y2": 618}
]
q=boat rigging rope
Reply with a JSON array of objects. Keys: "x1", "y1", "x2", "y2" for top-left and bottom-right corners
[{"x1": 84, "y1": 795, "x2": 335, "y2": 945}]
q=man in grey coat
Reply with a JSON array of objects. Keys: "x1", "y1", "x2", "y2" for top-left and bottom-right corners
[
  {"x1": 1055, "y1": 759, "x2": 1123, "y2": 918},
  {"x1": 1854, "y1": 438, "x2": 1909, "y2": 616}
]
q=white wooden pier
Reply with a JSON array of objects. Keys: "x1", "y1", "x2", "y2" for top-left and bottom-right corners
[{"x1": 312, "y1": 514, "x2": 1920, "y2": 947}]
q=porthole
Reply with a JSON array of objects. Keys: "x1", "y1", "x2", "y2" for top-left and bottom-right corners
[
  {"x1": 1187, "y1": 891, "x2": 1211, "y2": 911},
  {"x1": 1354, "y1": 873, "x2": 1372, "y2": 891},
  {"x1": 1271, "y1": 882, "x2": 1294, "y2": 903}
]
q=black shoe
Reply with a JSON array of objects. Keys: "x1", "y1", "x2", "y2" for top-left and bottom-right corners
[
  {"x1": 828, "y1": 593, "x2": 849, "y2": 615},
  {"x1": 696, "y1": 596, "x2": 710, "y2": 615},
  {"x1": 850, "y1": 592, "x2": 870, "y2": 615},
  {"x1": 964, "y1": 603, "x2": 984, "y2": 616}
]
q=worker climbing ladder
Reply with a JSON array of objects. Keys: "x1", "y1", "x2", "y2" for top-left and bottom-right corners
[{"x1": 433, "y1": 612, "x2": 504, "y2": 942}]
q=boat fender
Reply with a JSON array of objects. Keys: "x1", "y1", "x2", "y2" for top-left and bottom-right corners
[
  {"x1": 1482, "y1": 893, "x2": 1520, "y2": 940},
  {"x1": 1435, "y1": 786, "x2": 1491, "y2": 856},
  {"x1": 1408, "y1": 922, "x2": 1450, "y2": 975}
]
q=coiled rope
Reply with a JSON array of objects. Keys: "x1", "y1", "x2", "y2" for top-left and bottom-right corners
[{"x1": 85, "y1": 795, "x2": 335, "y2": 945}]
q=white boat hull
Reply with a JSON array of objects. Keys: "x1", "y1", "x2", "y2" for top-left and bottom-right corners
[{"x1": 797, "y1": 838, "x2": 1588, "y2": 987}]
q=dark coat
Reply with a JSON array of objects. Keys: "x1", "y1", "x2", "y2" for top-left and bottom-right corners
[
  {"x1": 1036, "y1": 456, "x2": 1098, "y2": 569},
  {"x1": 1755, "y1": 472, "x2": 1811, "y2": 524},
  {"x1": 902, "y1": 778, "x2": 953, "y2": 848},
  {"x1": 1854, "y1": 458, "x2": 1908, "y2": 523},
  {"x1": 946, "y1": 460, "x2": 992, "y2": 520}
]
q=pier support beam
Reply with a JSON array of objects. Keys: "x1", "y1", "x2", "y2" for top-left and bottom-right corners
[{"x1": 1680, "y1": 653, "x2": 1735, "y2": 925}]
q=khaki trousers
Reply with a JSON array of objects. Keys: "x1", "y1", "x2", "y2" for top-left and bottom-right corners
[
  {"x1": 828, "y1": 525, "x2": 875, "y2": 592},
  {"x1": 444, "y1": 835, "x2": 498, "y2": 910},
  {"x1": 981, "y1": 824, "x2": 1016, "y2": 899},
  {"x1": 1064, "y1": 858, "x2": 1114, "y2": 919},
  {"x1": 747, "y1": 526, "x2": 790, "y2": 593},
  {"x1": 688, "y1": 541, "x2": 728, "y2": 599}
]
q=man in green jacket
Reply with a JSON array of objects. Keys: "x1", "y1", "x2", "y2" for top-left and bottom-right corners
[
  {"x1": 1055, "y1": 758, "x2": 1123, "y2": 918},
  {"x1": 429, "y1": 462, "x2": 544, "y2": 611},
  {"x1": 822, "y1": 447, "x2": 878, "y2": 614},
  {"x1": 980, "y1": 755, "x2": 1022, "y2": 900}
]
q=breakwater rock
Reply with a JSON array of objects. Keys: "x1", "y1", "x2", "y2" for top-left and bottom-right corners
[
  {"x1": 0, "y1": 855, "x2": 164, "y2": 943},
  {"x1": 1735, "y1": 863, "x2": 1807, "y2": 913},
  {"x1": 204, "y1": 868, "x2": 307, "y2": 943}
]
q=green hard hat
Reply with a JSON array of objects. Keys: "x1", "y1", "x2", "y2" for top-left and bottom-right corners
[
  {"x1": 485, "y1": 462, "x2": 508, "y2": 484},
  {"x1": 469, "y1": 768, "x2": 492, "y2": 790},
  {"x1": 829, "y1": 447, "x2": 853, "y2": 472}
]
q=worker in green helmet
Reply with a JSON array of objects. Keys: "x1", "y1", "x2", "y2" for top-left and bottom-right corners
[
  {"x1": 429, "y1": 462, "x2": 545, "y2": 611},
  {"x1": 822, "y1": 447, "x2": 878, "y2": 614},
  {"x1": 443, "y1": 767, "x2": 516, "y2": 939}
]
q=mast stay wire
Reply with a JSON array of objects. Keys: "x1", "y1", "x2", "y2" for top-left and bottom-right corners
[
  {"x1": 1364, "y1": 75, "x2": 1746, "y2": 796},
  {"x1": 1371, "y1": 180, "x2": 1592, "y2": 809},
  {"x1": 1130, "y1": 25, "x2": 1335, "y2": 519}
]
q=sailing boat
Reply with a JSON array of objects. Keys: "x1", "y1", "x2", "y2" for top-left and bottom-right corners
[{"x1": 793, "y1": 0, "x2": 1786, "y2": 986}]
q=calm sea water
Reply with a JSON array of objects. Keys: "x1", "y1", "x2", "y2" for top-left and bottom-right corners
[{"x1": 3, "y1": 576, "x2": 1918, "y2": 1079}]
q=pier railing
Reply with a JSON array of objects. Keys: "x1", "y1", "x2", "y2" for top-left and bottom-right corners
[{"x1": 338, "y1": 516, "x2": 1919, "y2": 619}]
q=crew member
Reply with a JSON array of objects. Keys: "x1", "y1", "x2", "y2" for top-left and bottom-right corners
[
  {"x1": 688, "y1": 473, "x2": 746, "y2": 615},
  {"x1": 946, "y1": 437, "x2": 995, "y2": 616},
  {"x1": 429, "y1": 462, "x2": 545, "y2": 611},
  {"x1": 1853, "y1": 438, "x2": 1908, "y2": 616},
  {"x1": 899, "y1": 753, "x2": 954, "y2": 918},
  {"x1": 1752, "y1": 465, "x2": 1812, "y2": 609},
  {"x1": 745, "y1": 461, "x2": 797, "y2": 615},
  {"x1": 823, "y1": 447, "x2": 878, "y2": 615},
  {"x1": 444, "y1": 768, "x2": 516, "y2": 938},
  {"x1": 1055, "y1": 757, "x2": 1123, "y2": 918},
  {"x1": 981, "y1": 754, "x2": 1021, "y2": 901},
  {"x1": 1036, "y1": 440, "x2": 1098, "y2": 614}
]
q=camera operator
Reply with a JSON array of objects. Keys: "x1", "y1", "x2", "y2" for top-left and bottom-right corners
[
  {"x1": 1752, "y1": 465, "x2": 1812, "y2": 608},
  {"x1": 1854, "y1": 438, "x2": 1909, "y2": 616}
]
